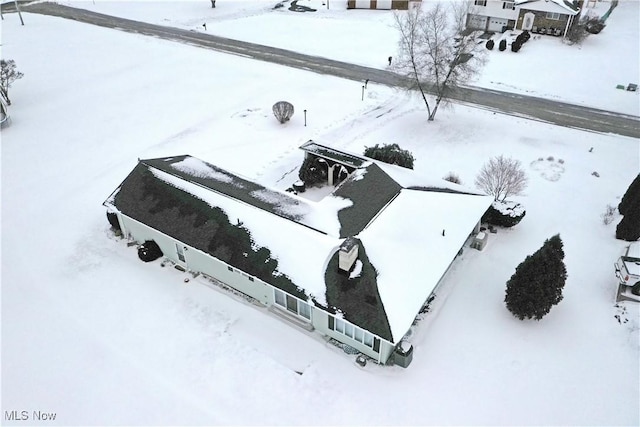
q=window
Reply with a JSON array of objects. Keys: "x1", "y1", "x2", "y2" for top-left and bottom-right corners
[
  {"x1": 502, "y1": 1, "x2": 514, "y2": 9},
  {"x1": 474, "y1": 0, "x2": 486, "y2": 6},
  {"x1": 328, "y1": 315, "x2": 379, "y2": 353},
  {"x1": 344, "y1": 323, "x2": 354, "y2": 339},
  {"x1": 227, "y1": 266, "x2": 234, "y2": 272},
  {"x1": 176, "y1": 244, "x2": 185, "y2": 262},
  {"x1": 273, "y1": 289, "x2": 311, "y2": 321},
  {"x1": 286, "y1": 295, "x2": 297, "y2": 313},
  {"x1": 546, "y1": 12, "x2": 560, "y2": 20},
  {"x1": 299, "y1": 302, "x2": 311, "y2": 320},
  {"x1": 363, "y1": 332, "x2": 374, "y2": 347},
  {"x1": 274, "y1": 289, "x2": 285, "y2": 306}
]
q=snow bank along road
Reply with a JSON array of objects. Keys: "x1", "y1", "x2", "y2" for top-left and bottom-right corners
[{"x1": 18, "y1": 2, "x2": 640, "y2": 139}]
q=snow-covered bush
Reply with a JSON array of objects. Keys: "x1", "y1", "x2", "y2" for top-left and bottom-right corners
[
  {"x1": 505, "y1": 234, "x2": 567, "y2": 320},
  {"x1": 482, "y1": 201, "x2": 526, "y2": 228},
  {"x1": 363, "y1": 143, "x2": 415, "y2": 169},
  {"x1": 485, "y1": 39, "x2": 494, "y2": 50},
  {"x1": 272, "y1": 101, "x2": 294, "y2": 124},
  {"x1": 298, "y1": 156, "x2": 327, "y2": 186},
  {"x1": 443, "y1": 171, "x2": 462, "y2": 184}
]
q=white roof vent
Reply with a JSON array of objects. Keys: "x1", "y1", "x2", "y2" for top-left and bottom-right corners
[{"x1": 339, "y1": 237, "x2": 359, "y2": 273}]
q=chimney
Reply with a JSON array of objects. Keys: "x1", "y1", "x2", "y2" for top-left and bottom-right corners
[{"x1": 339, "y1": 237, "x2": 359, "y2": 273}]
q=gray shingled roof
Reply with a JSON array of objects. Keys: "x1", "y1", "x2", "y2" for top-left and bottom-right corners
[
  {"x1": 332, "y1": 163, "x2": 402, "y2": 238},
  {"x1": 300, "y1": 140, "x2": 367, "y2": 168}
]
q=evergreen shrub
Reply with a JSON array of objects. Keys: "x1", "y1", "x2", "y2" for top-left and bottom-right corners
[
  {"x1": 505, "y1": 234, "x2": 567, "y2": 320},
  {"x1": 482, "y1": 201, "x2": 526, "y2": 228}
]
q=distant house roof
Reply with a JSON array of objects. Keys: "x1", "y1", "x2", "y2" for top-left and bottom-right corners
[
  {"x1": 106, "y1": 146, "x2": 492, "y2": 344},
  {"x1": 515, "y1": 0, "x2": 580, "y2": 14}
]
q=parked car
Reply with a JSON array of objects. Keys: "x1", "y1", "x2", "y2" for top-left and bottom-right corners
[{"x1": 615, "y1": 242, "x2": 640, "y2": 296}]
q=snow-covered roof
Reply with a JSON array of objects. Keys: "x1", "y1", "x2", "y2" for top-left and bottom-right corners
[
  {"x1": 626, "y1": 242, "x2": 640, "y2": 259},
  {"x1": 515, "y1": 0, "x2": 580, "y2": 15},
  {"x1": 300, "y1": 140, "x2": 367, "y2": 168},
  {"x1": 105, "y1": 157, "x2": 342, "y2": 305},
  {"x1": 332, "y1": 162, "x2": 402, "y2": 237},
  {"x1": 141, "y1": 155, "x2": 351, "y2": 237},
  {"x1": 359, "y1": 189, "x2": 492, "y2": 342},
  {"x1": 106, "y1": 151, "x2": 492, "y2": 344}
]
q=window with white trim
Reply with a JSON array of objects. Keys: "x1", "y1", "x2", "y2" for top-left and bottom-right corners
[
  {"x1": 328, "y1": 316, "x2": 380, "y2": 353},
  {"x1": 546, "y1": 12, "x2": 561, "y2": 20},
  {"x1": 273, "y1": 289, "x2": 311, "y2": 320},
  {"x1": 474, "y1": 0, "x2": 487, "y2": 6},
  {"x1": 502, "y1": 1, "x2": 514, "y2": 9}
]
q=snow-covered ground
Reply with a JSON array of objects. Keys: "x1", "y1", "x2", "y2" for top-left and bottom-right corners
[
  {"x1": 1, "y1": 1, "x2": 639, "y2": 426},
  {"x1": 57, "y1": 0, "x2": 640, "y2": 115}
]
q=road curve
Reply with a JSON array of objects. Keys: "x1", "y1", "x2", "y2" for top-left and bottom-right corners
[{"x1": 18, "y1": 2, "x2": 640, "y2": 138}]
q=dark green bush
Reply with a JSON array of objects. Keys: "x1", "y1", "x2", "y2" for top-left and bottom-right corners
[
  {"x1": 618, "y1": 174, "x2": 640, "y2": 216},
  {"x1": 616, "y1": 196, "x2": 640, "y2": 241},
  {"x1": 505, "y1": 235, "x2": 567, "y2": 320},
  {"x1": 107, "y1": 212, "x2": 121, "y2": 231},
  {"x1": 486, "y1": 39, "x2": 495, "y2": 50},
  {"x1": 138, "y1": 240, "x2": 163, "y2": 262},
  {"x1": 482, "y1": 201, "x2": 526, "y2": 227},
  {"x1": 499, "y1": 39, "x2": 507, "y2": 51},
  {"x1": 363, "y1": 143, "x2": 415, "y2": 169},
  {"x1": 298, "y1": 156, "x2": 328, "y2": 186}
]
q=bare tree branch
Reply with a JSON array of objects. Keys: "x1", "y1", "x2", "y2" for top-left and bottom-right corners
[
  {"x1": 475, "y1": 155, "x2": 528, "y2": 202},
  {"x1": 393, "y1": 1, "x2": 486, "y2": 121}
]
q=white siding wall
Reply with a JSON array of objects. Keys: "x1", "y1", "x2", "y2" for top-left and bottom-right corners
[
  {"x1": 117, "y1": 212, "x2": 397, "y2": 365},
  {"x1": 471, "y1": 1, "x2": 518, "y2": 19}
]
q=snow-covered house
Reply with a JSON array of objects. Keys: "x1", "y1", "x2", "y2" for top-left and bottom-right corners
[
  {"x1": 467, "y1": 0, "x2": 581, "y2": 37},
  {"x1": 104, "y1": 143, "x2": 492, "y2": 366},
  {"x1": 347, "y1": 0, "x2": 421, "y2": 10}
]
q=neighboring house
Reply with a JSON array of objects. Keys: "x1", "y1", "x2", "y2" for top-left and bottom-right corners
[
  {"x1": 467, "y1": 0, "x2": 581, "y2": 37},
  {"x1": 104, "y1": 142, "x2": 492, "y2": 367},
  {"x1": 347, "y1": 0, "x2": 421, "y2": 10}
]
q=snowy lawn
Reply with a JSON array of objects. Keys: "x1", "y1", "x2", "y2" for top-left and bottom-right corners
[
  {"x1": 60, "y1": 0, "x2": 640, "y2": 115},
  {"x1": 1, "y1": 5, "x2": 639, "y2": 427}
]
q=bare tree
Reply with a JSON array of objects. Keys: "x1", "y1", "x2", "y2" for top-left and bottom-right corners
[
  {"x1": 475, "y1": 155, "x2": 528, "y2": 202},
  {"x1": 0, "y1": 59, "x2": 24, "y2": 106},
  {"x1": 272, "y1": 101, "x2": 294, "y2": 124},
  {"x1": 393, "y1": 1, "x2": 486, "y2": 121}
]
